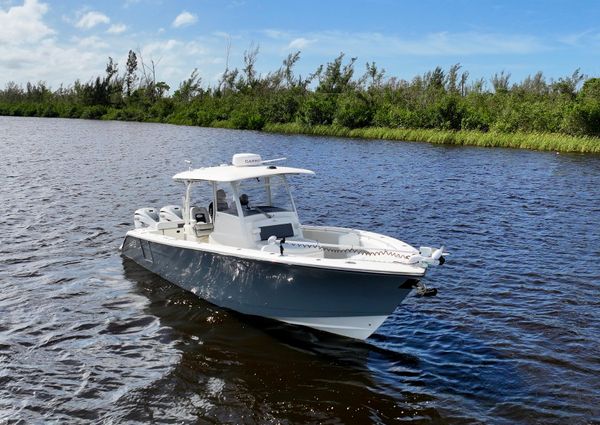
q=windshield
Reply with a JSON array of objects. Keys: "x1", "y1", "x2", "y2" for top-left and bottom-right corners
[{"x1": 237, "y1": 175, "x2": 294, "y2": 216}]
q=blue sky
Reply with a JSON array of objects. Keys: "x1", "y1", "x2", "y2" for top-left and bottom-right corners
[{"x1": 1, "y1": 0, "x2": 599, "y2": 91}]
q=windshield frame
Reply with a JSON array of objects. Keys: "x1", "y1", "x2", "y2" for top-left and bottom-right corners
[{"x1": 235, "y1": 175, "x2": 296, "y2": 217}]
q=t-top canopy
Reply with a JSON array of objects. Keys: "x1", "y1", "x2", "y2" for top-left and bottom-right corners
[{"x1": 173, "y1": 164, "x2": 315, "y2": 183}]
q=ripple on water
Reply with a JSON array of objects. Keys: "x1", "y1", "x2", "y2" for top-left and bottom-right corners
[{"x1": 1, "y1": 117, "x2": 599, "y2": 424}]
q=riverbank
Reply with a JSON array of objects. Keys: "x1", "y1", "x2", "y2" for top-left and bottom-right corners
[
  {"x1": 2, "y1": 108, "x2": 599, "y2": 153},
  {"x1": 263, "y1": 123, "x2": 600, "y2": 154},
  {"x1": 3, "y1": 52, "x2": 600, "y2": 154}
]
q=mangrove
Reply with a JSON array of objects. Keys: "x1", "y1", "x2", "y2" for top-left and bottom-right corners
[{"x1": 1, "y1": 49, "x2": 599, "y2": 153}]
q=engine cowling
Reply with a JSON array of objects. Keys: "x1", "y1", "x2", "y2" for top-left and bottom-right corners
[{"x1": 134, "y1": 208, "x2": 159, "y2": 229}]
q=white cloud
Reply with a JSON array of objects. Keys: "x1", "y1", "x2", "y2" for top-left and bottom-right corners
[
  {"x1": 264, "y1": 29, "x2": 288, "y2": 40},
  {"x1": 172, "y1": 11, "x2": 197, "y2": 28},
  {"x1": 76, "y1": 11, "x2": 110, "y2": 29},
  {"x1": 0, "y1": 37, "x2": 109, "y2": 83},
  {"x1": 74, "y1": 36, "x2": 110, "y2": 49},
  {"x1": 107, "y1": 23, "x2": 127, "y2": 34},
  {"x1": 287, "y1": 37, "x2": 315, "y2": 50},
  {"x1": 0, "y1": 6, "x2": 556, "y2": 98},
  {"x1": 123, "y1": 0, "x2": 141, "y2": 7},
  {"x1": 213, "y1": 31, "x2": 231, "y2": 38},
  {"x1": 0, "y1": 3, "x2": 223, "y2": 89},
  {"x1": 558, "y1": 30, "x2": 600, "y2": 48},
  {"x1": 271, "y1": 30, "x2": 544, "y2": 57},
  {"x1": 0, "y1": 0, "x2": 54, "y2": 44},
  {"x1": 142, "y1": 39, "x2": 180, "y2": 56},
  {"x1": 413, "y1": 31, "x2": 543, "y2": 55}
]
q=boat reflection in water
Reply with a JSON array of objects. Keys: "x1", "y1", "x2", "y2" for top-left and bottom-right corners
[
  {"x1": 121, "y1": 153, "x2": 445, "y2": 339},
  {"x1": 121, "y1": 258, "x2": 442, "y2": 424}
]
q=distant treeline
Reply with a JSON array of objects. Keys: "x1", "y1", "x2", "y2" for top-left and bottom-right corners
[{"x1": 1, "y1": 48, "x2": 599, "y2": 139}]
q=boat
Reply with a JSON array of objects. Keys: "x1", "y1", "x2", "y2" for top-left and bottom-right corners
[{"x1": 120, "y1": 153, "x2": 445, "y2": 339}]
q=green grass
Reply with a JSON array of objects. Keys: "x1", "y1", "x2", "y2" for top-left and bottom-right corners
[{"x1": 263, "y1": 123, "x2": 600, "y2": 154}]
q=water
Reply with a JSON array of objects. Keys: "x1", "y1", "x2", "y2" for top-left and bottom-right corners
[{"x1": 1, "y1": 116, "x2": 599, "y2": 424}]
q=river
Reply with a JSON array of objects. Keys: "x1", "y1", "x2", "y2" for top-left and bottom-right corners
[{"x1": 1, "y1": 116, "x2": 599, "y2": 424}]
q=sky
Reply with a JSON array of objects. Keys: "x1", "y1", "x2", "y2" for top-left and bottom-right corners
[{"x1": 1, "y1": 0, "x2": 599, "y2": 92}]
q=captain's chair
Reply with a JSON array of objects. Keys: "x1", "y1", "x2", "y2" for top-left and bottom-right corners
[
  {"x1": 189, "y1": 206, "x2": 213, "y2": 236},
  {"x1": 240, "y1": 193, "x2": 249, "y2": 208}
]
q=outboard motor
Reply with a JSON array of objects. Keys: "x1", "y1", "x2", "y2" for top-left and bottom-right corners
[
  {"x1": 159, "y1": 205, "x2": 183, "y2": 222},
  {"x1": 134, "y1": 208, "x2": 159, "y2": 229}
]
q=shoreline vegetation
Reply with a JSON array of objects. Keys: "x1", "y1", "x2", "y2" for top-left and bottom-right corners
[
  {"x1": 263, "y1": 123, "x2": 600, "y2": 153},
  {"x1": 1, "y1": 49, "x2": 599, "y2": 153}
]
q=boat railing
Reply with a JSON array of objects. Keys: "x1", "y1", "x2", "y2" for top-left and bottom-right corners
[
  {"x1": 263, "y1": 239, "x2": 446, "y2": 266},
  {"x1": 281, "y1": 239, "x2": 414, "y2": 260}
]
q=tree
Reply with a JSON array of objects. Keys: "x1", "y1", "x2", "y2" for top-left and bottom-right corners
[
  {"x1": 578, "y1": 77, "x2": 600, "y2": 102},
  {"x1": 125, "y1": 50, "x2": 138, "y2": 97},
  {"x1": 219, "y1": 68, "x2": 239, "y2": 93},
  {"x1": 565, "y1": 77, "x2": 600, "y2": 135},
  {"x1": 26, "y1": 81, "x2": 50, "y2": 102},
  {"x1": 174, "y1": 69, "x2": 202, "y2": 103},
  {"x1": 240, "y1": 43, "x2": 259, "y2": 92},
  {"x1": 551, "y1": 69, "x2": 584, "y2": 98},
  {"x1": 282, "y1": 51, "x2": 302, "y2": 88},
  {"x1": 105, "y1": 57, "x2": 118, "y2": 82},
  {"x1": 1, "y1": 82, "x2": 24, "y2": 102},
  {"x1": 516, "y1": 72, "x2": 548, "y2": 96},
  {"x1": 334, "y1": 91, "x2": 373, "y2": 128},
  {"x1": 104, "y1": 57, "x2": 123, "y2": 106},
  {"x1": 491, "y1": 71, "x2": 511, "y2": 93},
  {"x1": 459, "y1": 70, "x2": 470, "y2": 96},
  {"x1": 316, "y1": 53, "x2": 356, "y2": 94},
  {"x1": 424, "y1": 66, "x2": 445, "y2": 92},
  {"x1": 155, "y1": 81, "x2": 170, "y2": 98},
  {"x1": 300, "y1": 93, "x2": 336, "y2": 125},
  {"x1": 445, "y1": 63, "x2": 461, "y2": 94},
  {"x1": 363, "y1": 62, "x2": 385, "y2": 90}
]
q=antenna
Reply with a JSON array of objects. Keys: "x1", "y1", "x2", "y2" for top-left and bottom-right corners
[
  {"x1": 261, "y1": 157, "x2": 287, "y2": 164},
  {"x1": 184, "y1": 159, "x2": 192, "y2": 171}
]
